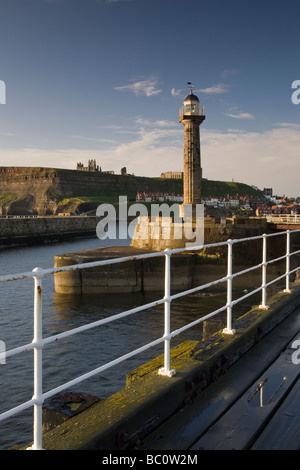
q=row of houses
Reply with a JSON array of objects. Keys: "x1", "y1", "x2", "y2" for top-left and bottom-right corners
[
  {"x1": 136, "y1": 192, "x2": 184, "y2": 202},
  {"x1": 256, "y1": 204, "x2": 300, "y2": 217},
  {"x1": 202, "y1": 196, "x2": 252, "y2": 209},
  {"x1": 136, "y1": 193, "x2": 300, "y2": 216},
  {"x1": 136, "y1": 193, "x2": 262, "y2": 208}
]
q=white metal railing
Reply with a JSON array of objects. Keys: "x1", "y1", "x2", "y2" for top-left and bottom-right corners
[
  {"x1": 266, "y1": 214, "x2": 300, "y2": 224},
  {"x1": 0, "y1": 229, "x2": 300, "y2": 450}
]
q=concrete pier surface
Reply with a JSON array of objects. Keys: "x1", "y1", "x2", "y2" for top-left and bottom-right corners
[{"x1": 36, "y1": 279, "x2": 300, "y2": 450}]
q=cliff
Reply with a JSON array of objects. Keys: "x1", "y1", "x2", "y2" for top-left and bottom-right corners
[
  {"x1": 0, "y1": 167, "x2": 184, "y2": 216},
  {"x1": 0, "y1": 167, "x2": 261, "y2": 216}
]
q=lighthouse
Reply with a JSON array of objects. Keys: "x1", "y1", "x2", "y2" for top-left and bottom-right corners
[
  {"x1": 179, "y1": 83, "x2": 205, "y2": 216},
  {"x1": 130, "y1": 83, "x2": 205, "y2": 251}
]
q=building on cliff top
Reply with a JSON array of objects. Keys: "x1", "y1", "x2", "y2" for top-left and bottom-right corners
[
  {"x1": 160, "y1": 171, "x2": 183, "y2": 179},
  {"x1": 77, "y1": 159, "x2": 100, "y2": 172}
]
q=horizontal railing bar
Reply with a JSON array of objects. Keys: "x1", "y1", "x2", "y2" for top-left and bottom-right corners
[
  {"x1": 0, "y1": 335, "x2": 168, "y2": 422},
  {"x1": 265, "y1": 254, "x2": 287, "y2": 265},
  {"x1": 0, "y1": 270, "x2": 38, "y2": 283},
  {"x1": 42, "y1": 335, "x2": 166, "y2": 402},
  {"x1": 0, "y1": 342, "x2": 35, "y2": 361},
  {"x1": 1, "y1": 229, "x2": 299, "y2": 284},
  {"x1": 1, "y1": 297, "x2": 166, "y2": 361},
  {"x1": 231, "y1": 263, "x2": 262, "y2": 278},
  {"x1": 0, "y1": 251, "x2": 167, "y2": 283},
  {"x1": 42, "y1": 298, "x2": 165, "y2": 345},
  {"x1": 232, "y1": 235, "x2": 266, "y2": 243},
  {"x1": 265, "y1": 272, "x2": 287, "y2": 287},
  {"x1": 169, "y1": 241, "x2": 228, "y2": 255},
  {"x1": 231, "y1": 286, "x2": 263, "y2": 306},
  {"x1": 0, "y1": 397, "x2": 37, "y2": 422},
  {"x1": 170, "y1": 275, "x2": 228, "y2": 301},
  {"x1": 289, "y1": 266, "x2": 300, "y2": 275},
  {"x1": 168, "y1": 305, "x2": 228, "y2": 338},
  {"x1": 50, "y1": 251, "x2": 166, "y2": 275}
]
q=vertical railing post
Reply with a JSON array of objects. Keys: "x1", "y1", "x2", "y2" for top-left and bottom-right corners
[
  {"x1": 284, "y1": 230, "x2": 291, "y2": 293},
  {"x1": 31, "y1": 267, "x2": 45, "y2": 450},
  {"x1": 223, "y1": 239, "x2": 235, "y2": 335},
  {"x1": 158, "y1": 249, "x2": 175, "y2": 377},
  {"x1": 259, "y1": 234, "x2": 269, "y2": 309}
]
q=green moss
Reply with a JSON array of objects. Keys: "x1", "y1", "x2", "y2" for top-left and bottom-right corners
[{"x1": 0, "y1": 193, "x2": 18, "y2": 204}]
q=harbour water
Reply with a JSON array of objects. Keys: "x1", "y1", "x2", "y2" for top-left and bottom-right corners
[{"x1": 0, "y1": 227, "x2": 263, "y2": 449}]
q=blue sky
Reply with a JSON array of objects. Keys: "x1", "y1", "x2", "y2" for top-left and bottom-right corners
[{"x1": 0, "y1": 0, "x2": 300, "y2": 196}]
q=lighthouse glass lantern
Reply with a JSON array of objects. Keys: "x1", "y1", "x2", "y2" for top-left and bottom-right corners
[
  {"x1": 179, "y1": 83, "x2": 204, "y2": 120},
  {"x1": 182, "y1": 94, "x2": 200, "y2": 116}
]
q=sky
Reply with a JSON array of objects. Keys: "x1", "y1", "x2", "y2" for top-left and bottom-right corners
[{"x1": 0, "y1": 0, "x2": 299, "y2": 196}]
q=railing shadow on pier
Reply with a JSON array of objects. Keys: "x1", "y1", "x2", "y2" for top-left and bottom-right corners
[{"x1": 0, "y1": 229, "x2": 300, "y2": 450}]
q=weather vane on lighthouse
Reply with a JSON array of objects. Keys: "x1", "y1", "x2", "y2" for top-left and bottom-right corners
[{"x1": 187, "y1": 81, "x2": 194, "y2": 95}]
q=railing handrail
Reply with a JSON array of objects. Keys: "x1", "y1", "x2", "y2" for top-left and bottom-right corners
[
  {"x1": 0, "y1": 229, "x2": 300, "y2": 449},
  {"x1": 267, "y1": 214, "x2": 300, "y2": 224},
  {"x1": 0, "y1": 229, "x2": 289, "y2": 284}
]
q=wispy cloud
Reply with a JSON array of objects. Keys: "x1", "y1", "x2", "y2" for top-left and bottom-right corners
[
  {"x1": 197, "y1": 83, "x2": 229, "y2": 95},
  {"x1": 96, "y1": 124, "x2": 123, "y2": 130},
  {"x1": 226, "y1": 112, "x2": 254, "y2": 119},
  {"x1": 135, "y1": 117, "x2": 177, "y2": 128},
  {"x1": 201, "y1": 125, "x2": 300, "y2": 195},
  {"x1": 114, "y1": 79, "x2": 162, "y2": 97},
  {"x1": 171, "y1": 88, "x2": 182, "y2": 97},
  {"x1": 4, "y1": 123, "x2": 300, "y2": 196},
  {"x1": 275, "y1": 122, "x2": 300, "y2": 129},
  {"x1": 68, "y1": 134, "x2": 115, "y2": 144},
  {"x1": 220, "y1": 69, "x2": 237, "y2": 79}
]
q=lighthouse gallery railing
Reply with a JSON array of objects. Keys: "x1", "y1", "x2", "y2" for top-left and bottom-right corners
[{"x1": 0, "y1": 229, "x2": 300, "y2": 450}]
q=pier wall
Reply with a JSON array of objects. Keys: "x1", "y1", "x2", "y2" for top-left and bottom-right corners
[
  {"x1": 0, "y1": 216, "x2": 101, "y2": 247},
  {"x1": 53, "y1": 217, "x2": 290, "y2": 295},
  {"x1": 54, "y1": 248, "x2": 288, "y2": 295}
]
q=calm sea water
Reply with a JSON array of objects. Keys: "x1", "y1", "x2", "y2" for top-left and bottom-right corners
[{"x1": 0, "y1": 228, "x2": 262, "y2": 449}]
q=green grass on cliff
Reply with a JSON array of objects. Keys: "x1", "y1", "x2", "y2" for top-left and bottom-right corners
[
  {"x1": 0, "y1": 167, "x2": 263, "y2": 214},
  {"x1": 55, "y1": 170, "x2": 260, "y2": 199},
  {"x1": 0, "y1": 167, "x2": 260, "y2": 199},
  {"x1": 201, "y1": 179, "x2": 259, "y2": 198},
  {"x1": 61, "y1": 174, "x2": 261, "y2": 203}
]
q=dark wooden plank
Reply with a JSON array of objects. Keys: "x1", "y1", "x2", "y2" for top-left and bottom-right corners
[
  {"x1": 251, "y1": 378, "x2": 300, "y2": 450},
  {"x1": 191, "y1": 335, "x2": 300, "y2": 450}
]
